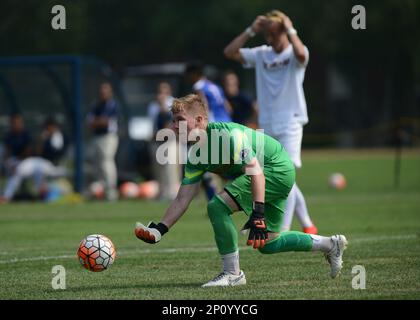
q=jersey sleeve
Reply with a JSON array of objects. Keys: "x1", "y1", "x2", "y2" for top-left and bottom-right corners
[
  {"x1": 181, "y1": 162, "x2": 205, "y2": 185},
  {"x1": 230, "y1": 129, "x2": 256, "y2": 166},
  {"x1": 239, "y1": 47, "x2": 261, "y2": 69},
  {"x1": 294, "y1": 46, "x2": 309, "y2": 68}
]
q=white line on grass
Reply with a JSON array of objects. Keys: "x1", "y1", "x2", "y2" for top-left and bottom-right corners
[
  {"x1": 350, "y1": 234, "x2": 417, "y2": 243},
  {"x1": 0, "y1": 234, "x2": 417, "y2": 265}
]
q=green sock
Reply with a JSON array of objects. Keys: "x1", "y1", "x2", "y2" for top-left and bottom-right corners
[
  {"x1": 258, "y1": 231, "x2": 313, "y2": 254},
  {"x1": 207, "y1": 195, "x2": 238, "y2": 255}
]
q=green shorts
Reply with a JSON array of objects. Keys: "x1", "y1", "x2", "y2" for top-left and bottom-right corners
[{"x1": 224, "y1": 166, "x2": 295, "y2": 233}]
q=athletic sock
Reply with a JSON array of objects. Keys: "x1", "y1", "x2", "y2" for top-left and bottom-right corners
[
  {"x1": 259, "y1": 231, "x2": 313, "y2": 254},
  {"x1": 222, "y1": 251, "x2": 240, "y2": 275},
  {"x1": 294, "y1": 184, "x2": 314, "y2": 228},
  {"x1": 281, "y1": 184, "x2": 297, "y2": 231},
  {"x1": 207, "y1": 195, "x2": 238, "y2": 255},
  {"x1": 310, "y1": 234, "x2": 333, "y2": 252}
]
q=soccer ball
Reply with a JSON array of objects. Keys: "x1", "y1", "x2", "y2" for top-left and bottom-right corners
[
  {"x1": 77, "y1": 234, "x2": 116, "y2": 272},
  {"x1": 119, "y1": 181, "x2": 140, "y2": 199},
  {"x1": 138, "y1": 180, "x2": 159, "y2": 199},
  {"x1": 328, "y1": 173, "x2": 347, "y2": 190},
  {"x1": 88, "y1": 181, "x2": 105, "y2": 200}
]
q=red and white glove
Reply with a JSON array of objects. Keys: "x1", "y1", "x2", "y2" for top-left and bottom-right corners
[
  {"x1": 134, "y1": 221, "x2": 168, "y2": 244},
  {"x1": 241, "y1": 202, "x2": 268, "y2": 249}
]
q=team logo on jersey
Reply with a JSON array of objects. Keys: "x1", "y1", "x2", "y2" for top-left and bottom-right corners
[
  {"x1": 239, "y1": 149, "x2": 250, "y2": 161},
  {"x1": 263, "y1": 58, "x2": 290, "y2": 70}
]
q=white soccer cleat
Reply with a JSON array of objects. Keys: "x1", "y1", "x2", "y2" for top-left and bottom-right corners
[
  {"x1": 201, "y1": 270, "x2": 247, "y2": 288},
  {"x1": 324, "y1": 235, "x2": 348, "y2": 278}
]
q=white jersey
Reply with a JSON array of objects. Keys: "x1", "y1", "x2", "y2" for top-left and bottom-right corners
[
  {"x1": 15, "y1": 157, "x2": 66, "y2": 177},
  {"x1": 3, "y1": 157, "x2": 66, "y2": 200},
  {"x1": 240, "y1": 44, "x2": 309, "y2": 135}
]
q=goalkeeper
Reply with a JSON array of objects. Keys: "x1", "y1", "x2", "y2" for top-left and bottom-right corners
[{"x1": 135, "y1": 94, "x2": 347, "y2": 287}]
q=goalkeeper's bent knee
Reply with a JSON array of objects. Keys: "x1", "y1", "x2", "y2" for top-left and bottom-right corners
[{"x1": 207, "y1": 195, "x2": 238, "y2": 255}]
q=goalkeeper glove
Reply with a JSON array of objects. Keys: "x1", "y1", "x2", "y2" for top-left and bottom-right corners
[
  {"x1": 241, "y1": 202, "x2": 268, "y2": 249},
  {"x1": 134, "y1": 221, "x2": 168, "y2": 244}
]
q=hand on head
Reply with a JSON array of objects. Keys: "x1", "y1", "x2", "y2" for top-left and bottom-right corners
[{"x1": 251, "y1": 15, "x2": 268, "y2": 34}]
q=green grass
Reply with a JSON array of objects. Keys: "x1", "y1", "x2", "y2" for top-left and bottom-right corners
[{"x1": 0, "y1": 149, "x2": 419, "y2": 299}]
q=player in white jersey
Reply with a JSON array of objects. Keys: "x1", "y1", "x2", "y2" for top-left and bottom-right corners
[
  {"x1": 224, "y1": 10, "x2": 318, "y2": 234},
  {"x1": 0, "y1": 157, "x2": 66, "y2": 203}
]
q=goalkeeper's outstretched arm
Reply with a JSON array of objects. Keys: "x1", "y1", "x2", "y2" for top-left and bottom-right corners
[
  {"x1": 135, "y1": 182, "x2": 200, "y2": 244},
  {"x1": 245, "y1": 157, "x2": 265, "y2": 203},
  {"x1": 161, "y1": 182, "x2": 201, "y2": 228},
  {"x1": 242, "y1": 157, "x2": 268, "y2": 249}
]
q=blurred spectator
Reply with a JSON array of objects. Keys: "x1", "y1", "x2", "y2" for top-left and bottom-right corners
[
  {"x1": 222, "y1": 70, "x2": 258, "y2": 128},
  {"x1": 147, "y1": 82, "x2": 174, "y2": 132},
  {"x1": 0, "y1": 157, "x2": 67, "y2": 204},
  {"x1": 149, "y1": 82, "x2": 180, "y2": 200},
  {"x1": 87, "y1": 82, "x2": 119, "y2": 201},
  {"x1": 185, "y1": 61, "x2": 232, "y2": 123},
  {"x1": 3, "y1": 114, "x2": 32, "y2": 176},
  {"x1": 4, "y1": 114, "x2": 32, "y2": 159},
  {"x1": 38, "y1": 117, "x2": 68, "y2": 165},
  {"x1": 185, "y1": 61, "x2": 231, "y2": 200}
]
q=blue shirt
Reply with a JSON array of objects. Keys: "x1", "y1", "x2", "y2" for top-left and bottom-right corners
[
  {"x1": 88, "y1": 99, "x2": 118, "y2": 135},
  {"x1": 193, "y1": 79, "x2": 231, "y2": 122},
  {"x1": 4, "y1": 130, "x2": 32, "y2": 158},
  {"x1": 225, "y1": 92, "x2": 254, "y2": 125}
]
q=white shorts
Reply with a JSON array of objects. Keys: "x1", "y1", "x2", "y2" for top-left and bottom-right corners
[{"x1": 265, "y1": 123, "x2": 303, "y2": 168}]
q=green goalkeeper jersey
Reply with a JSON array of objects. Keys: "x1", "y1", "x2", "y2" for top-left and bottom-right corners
[{"x1": 181, "y1": 122, "x2": 292, "y2": 185}]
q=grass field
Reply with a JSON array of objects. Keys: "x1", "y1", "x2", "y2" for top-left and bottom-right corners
[{"x1": 0, "y1": 149, "x2": 419, "y2": 300}]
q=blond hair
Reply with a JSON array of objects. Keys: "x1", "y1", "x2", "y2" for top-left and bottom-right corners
[
  {"x1": 266, "y1": 10, "x2": 286, "y2": 25},
  {"x1": 171, "y1": 94, "x2": 208, "y2": 119}
]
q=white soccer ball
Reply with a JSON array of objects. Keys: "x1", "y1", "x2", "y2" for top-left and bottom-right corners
[
  {"x1": 89, "y1": 181, "x2": 105, "y2": 199},
  {"x1": 329, "y1": 173, "x2": 347, "y2": 190},
  {"x1": 77, "y1": 234, "x2": 116, "y2": 272},
  {"x1": 119, "y1": 181, "x2": 140, "y2": 199}
]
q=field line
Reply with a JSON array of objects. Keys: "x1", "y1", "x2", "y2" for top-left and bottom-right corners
[
  {"x1": 350, "y1": 234, "x2": 417, "y2": 243},
  {"x1": 0, "y1": 234, "x2": 417, "y2": 265}
]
